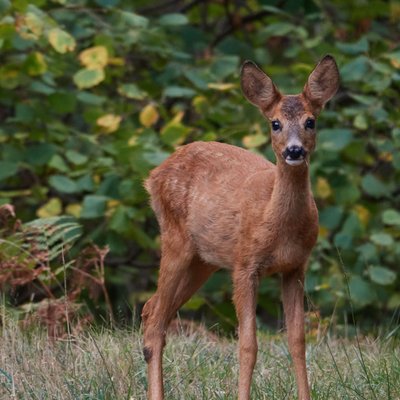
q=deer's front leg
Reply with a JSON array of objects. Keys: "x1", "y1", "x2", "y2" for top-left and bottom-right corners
[
  {"x1": 233, "y1": 268, "x2": 259, "y2": 400},
  {"x1": 282, "y1": 269, "x2": 310, "y2": 400}
]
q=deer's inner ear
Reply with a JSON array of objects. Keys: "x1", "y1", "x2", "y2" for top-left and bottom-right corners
[
  {"x1": 303, "y1": 55, "x2": 340, "y2": 113},
  {"x1": 241, "y1": 61, "x2": 281, "y2": 115}
]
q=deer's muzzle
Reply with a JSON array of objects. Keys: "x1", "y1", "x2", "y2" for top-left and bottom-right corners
[{"x1": 282, "y1": 145, "x2": 307, "y2": 166}]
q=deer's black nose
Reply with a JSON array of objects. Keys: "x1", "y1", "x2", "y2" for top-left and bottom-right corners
[{"x1": 285, "y1": 145, "x2": 304, "y2": 160}]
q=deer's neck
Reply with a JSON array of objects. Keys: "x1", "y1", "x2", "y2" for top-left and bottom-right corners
[{"x1": 269, "y1": 159, "x2": 312, "y2": 219}]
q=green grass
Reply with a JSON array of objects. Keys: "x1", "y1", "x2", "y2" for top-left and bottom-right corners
[{"x1": 1, "y1": 319, "x2": 399, "y2": 399}]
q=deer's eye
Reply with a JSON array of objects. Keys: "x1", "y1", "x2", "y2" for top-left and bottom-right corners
[
  {"x1": 271, "y1": 120, "x2": 281, "y2": 131},
  {"x1": 305, "y1": 118, "x2": 315, "y2": 130}
]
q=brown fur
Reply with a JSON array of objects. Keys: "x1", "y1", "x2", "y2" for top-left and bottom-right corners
[{"x1": 142, "y1": 55, "x2": 339, "y2": 400}]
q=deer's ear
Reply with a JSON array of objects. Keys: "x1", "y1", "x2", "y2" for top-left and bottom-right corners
[
  {"x1": 241, "y1": 61, "x2": 281, "y2": 115},
  {"x1": 303, "y1": 55, "x2": 339, "y2": 113}
]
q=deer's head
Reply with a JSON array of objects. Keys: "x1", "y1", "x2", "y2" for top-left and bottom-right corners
[{"x1": 241, "y1": 55, "x2": 339, "y2": 167}]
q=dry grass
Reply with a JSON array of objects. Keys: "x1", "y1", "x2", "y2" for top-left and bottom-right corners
[{"x1": 1, "y1": 315, "x2": 399, "y2": 400}]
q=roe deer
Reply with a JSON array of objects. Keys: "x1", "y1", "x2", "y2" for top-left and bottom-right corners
[{"x1": 142, "y1": 55, "x2": 339, "y2": 400}]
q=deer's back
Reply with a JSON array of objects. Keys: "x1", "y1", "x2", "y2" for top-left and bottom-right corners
[{"x1": 145, "y1": 141, "x2": 275, "y2": 267}]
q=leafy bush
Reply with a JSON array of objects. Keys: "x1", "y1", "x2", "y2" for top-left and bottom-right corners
[{"x1": 0, "y1": 0, "x2": 399, "y2": 329}]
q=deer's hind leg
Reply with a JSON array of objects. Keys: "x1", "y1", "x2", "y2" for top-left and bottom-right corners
[{"x1": 142, "y1": 228, "x2": 217, "y2": 400}]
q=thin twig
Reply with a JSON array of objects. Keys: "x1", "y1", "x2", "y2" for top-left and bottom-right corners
[
  {"x1": 138, "y1": 0, "x2": 184, "y2": 15},
  {"x1": 210, "y1": 9, "x2": 271, "y2": 48}
]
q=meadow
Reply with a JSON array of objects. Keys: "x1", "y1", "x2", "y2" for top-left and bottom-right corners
[{"x1": 1, "y1": 316, "x2": 399, "y2": 400}]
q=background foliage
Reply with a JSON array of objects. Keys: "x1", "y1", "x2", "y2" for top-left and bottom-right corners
[{"x1": 0, "y1": 0, "x2": 399, "y2": 332}]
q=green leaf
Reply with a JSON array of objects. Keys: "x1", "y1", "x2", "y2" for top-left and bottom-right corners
[
  {"x1": 183, "y1": 68, "x2": 210, "y2": 89},
  {"x1": 119, "y1": 11, "x2": 149, "y2": 28},
  {"x1": 48, "y1": 154, "x2": 69, "y2": 172},
  {"x1": 49, "y1": 175, "x2": 79, "y2": 194},
  {"x1": 318, "y1": 129, "x2": 353, "y2": 151},
  {"x1": 25, "y1": 143, "x2": 56, "y2": 166},
  {"x1": 80, "y1": 195, "x2": 108, "y2": 219},
  {"x1": 333, "y1": 184, "x2": 361, "y2": 205},
  {"x1": 65, "y1": 150, "x2": 88, "y2": 165},
  {"x1": 76, "y1": 174, "x2": 94, "y2": 192},
  {"x1": 260, "y1": 22, "x2": 295, "y2": 38},
  {"x1": 349, "y1": 93, "x2": 377, "y2": 106},
  {"x1": 334, "y1": 212, "x2": 363, "y2": 249},
  {"x1": 47, "y1": 28, "x2": 76, "y2": 54},
  {"x1": 77, "y1": 91, "x2": 106, "y2": 105},
  {"x1": 95, "y1": 0, "x2": 119, "y2": 7},
  {"x1": 15, "y1": 103, "x2": 34, "y2": 123},
  {"x1": 130, "y1": 224, "x2": 156, "y2": 249},
  {"x1": 73, "y1": 68, "x2": 105, "y2": 89},
  {"x1": 118, "y1": 83, "x2": 146, "y2": 99},
  {"x1": 30, "y1": 81, "x2": 55, "y2": 95},
  {"x1": 348, "y1": 275, "x2": 376, "y2": 307},
  {"x1": 334, "y1": 232, "x2": 352, "y2": 249},
  {"x1": 210, "y1": 55, "x2": 239, "y2": 80},
  {"x1": 361, "y1": 174, "x2": 391, "y2": 198},
  {"x1": 48, "y1": 92, "x2": 77, "y2": 114},
  {"x1": 142, "y1": 149, "x2": 170, "y2": 166},
  {"x1": 0, "y1": 161, "x2": 18, "y2": 181},
  {"x1": 382, "y1": 209, "x2": 400, "y2": 226},
  {"x1": 368, "y1": 266, "x2": 396, "y2": 286},
  {"x1": 163, "y1": 86, "x2": 196, "y2": 98},
  {"x1": 158, "y1": 13, "x2": 188, "y2": 26},
  {"x1": 319, "y1": 206, "x2": 344, "y2": 230},
  {"x1": 336, "y1": 37, "x2": 369, "y2": 54},
  {"x1": 340, "y1": 56, "x2": 370, "y2": 82},
  {"x1": 357, "y1": 243, "x2": 378, "y2": 262},
  {"x1": 109, "y1": 205, "x2": 130, "y2": 234},
  {"x1": 370, "y1": 232, "x2": 394, "y2": 247}
]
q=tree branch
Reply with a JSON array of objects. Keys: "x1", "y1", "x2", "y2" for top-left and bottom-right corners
[{"x1": 210, "y1": 9, "x2": 272, "y2": 48}]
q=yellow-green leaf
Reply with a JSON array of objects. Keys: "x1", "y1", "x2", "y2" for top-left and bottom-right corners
[
  {"x1": 242, "y1": 132, "x2": 267, "y2": 148},
  {"x1": 139, "y1": 104, "x2": 159, "y2": 127},
  {"x1": 192, "y1": 95, "x2": 208, "y2": 113},
  {"x1": 48, "y1": 28, "x2": 76, "y2": 54},
  {"x1": 207, "y1": 82, "x2": 236, "y2": 91},
  {"x1": 96, "y1": 114, "x2": 122, "y2": 134},
  {"x1": 161, "y1": 121, "x2": 191, "y2": 146},
  {"x1": 73, "y1": 68, "x2": 105, "y2": 89},
  {"x1": 37, "y1": 198, "x2": 62, "y2": 218},
  {"x1": 19, "y1": 12, "x2": 44, "y2": 40},
  {"x1": 65, "y1": 203, "x2": 82, "y2": 218},
  {"x1": 316, "y1": 177, "x2": 332, "y2": 199},
  {"x1": 79, "y1": 46, "x2": 108, "y2": 69},
  {"x1": 353, "y1": 204, "x2": 370, "y2": 226},
  {"x1": 24, "y1": 52, "x2": 47, "y2": 76}
]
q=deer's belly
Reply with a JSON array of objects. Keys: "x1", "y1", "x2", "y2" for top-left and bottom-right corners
[{"x1": 189, "y1": 215, "x2": 238, "y2": 269}]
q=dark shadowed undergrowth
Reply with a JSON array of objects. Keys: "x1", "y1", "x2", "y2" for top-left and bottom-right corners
[{"x1": 1, "y1": 315, "x2": 399, "y2": 400}]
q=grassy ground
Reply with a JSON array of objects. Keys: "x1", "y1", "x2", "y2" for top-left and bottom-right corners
[{"x1": 1, "y1": 318, "x2": 399, "y2": 400}]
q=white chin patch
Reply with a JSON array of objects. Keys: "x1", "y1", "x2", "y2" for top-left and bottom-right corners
[{"x1": 285, "y1": 158, "x2": 304, "y2": 166}]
